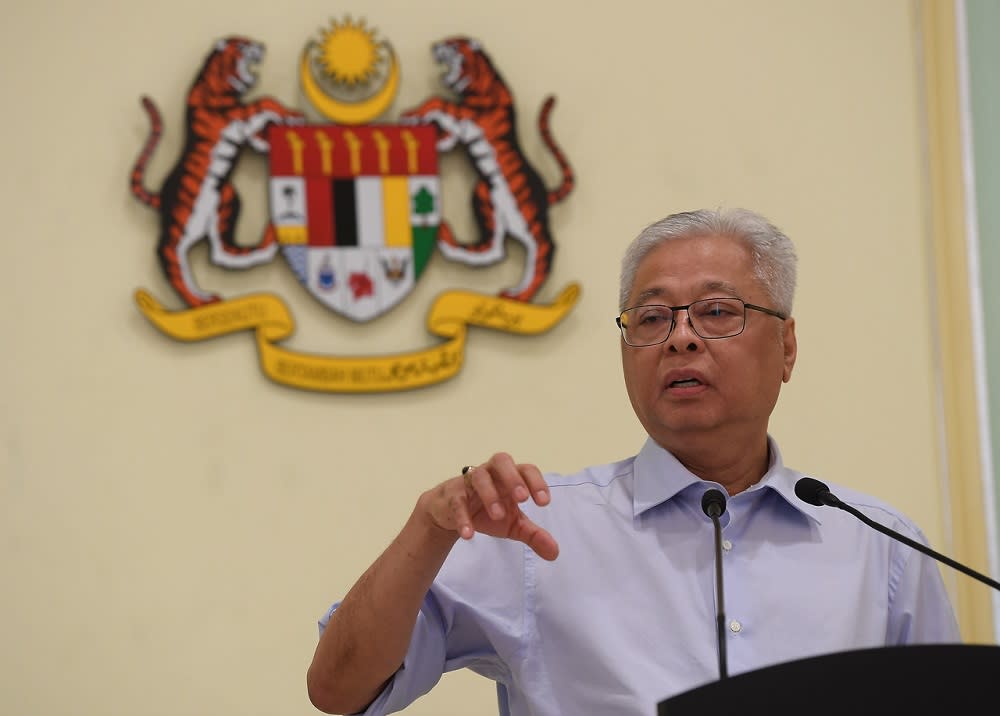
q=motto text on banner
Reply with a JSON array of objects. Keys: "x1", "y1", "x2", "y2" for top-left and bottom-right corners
[{"x1": 135, "y1": 284, "x2": 581, "y2": 393}]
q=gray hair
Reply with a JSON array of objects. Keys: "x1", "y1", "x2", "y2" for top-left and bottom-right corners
[{"x1": 619, "y1": 208, "x2": 798, "y2": 314}]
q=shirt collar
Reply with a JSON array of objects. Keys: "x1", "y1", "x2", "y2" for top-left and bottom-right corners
[
  {"x1": 632, "y1": 438, "x2": 702, "y2": 516},
  {"x1": 632, "y1": 435, "x2": 823, "y2": 525}
]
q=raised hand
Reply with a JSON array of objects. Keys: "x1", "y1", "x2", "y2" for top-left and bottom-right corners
[{"x1": 419, "y1": 452, "x2": 559, "y2": 561}]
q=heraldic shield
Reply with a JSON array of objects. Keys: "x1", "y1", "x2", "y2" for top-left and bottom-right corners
[{"x1": 267, "y1": 124, "x2": 441, "y2": 322}]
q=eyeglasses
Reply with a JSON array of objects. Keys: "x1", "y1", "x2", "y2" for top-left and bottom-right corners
[{"x1": 616, "y1": 298, "x2": 787, "y2": 347}]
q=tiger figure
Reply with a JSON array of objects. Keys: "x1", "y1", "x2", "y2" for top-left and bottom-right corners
[
  {"x1": 401, "y1": 37, "x2": 574, "y2": 302},
  {"x1": 130, "y1": 37, "x2": 303, "y2": 307}
]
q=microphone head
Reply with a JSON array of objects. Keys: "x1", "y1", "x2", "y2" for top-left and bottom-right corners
[
  {"x1": 701, "y1": 488, "x2": 727, "y2": 518},
  {"x1": 795, "y1": 477, "x2": 833, "y2": 506}
]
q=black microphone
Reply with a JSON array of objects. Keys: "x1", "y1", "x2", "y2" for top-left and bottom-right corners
[
  {"x1": 795, "y1": 477, "x2": 1000, "y2": 591},
  {"x1": 701, "y1": 488, "x2": 729, "y2": 680}
]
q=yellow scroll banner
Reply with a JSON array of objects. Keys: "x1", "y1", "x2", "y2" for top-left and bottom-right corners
[{"x1": 134, "y1": 283, "x2": 581, "y2": 393}]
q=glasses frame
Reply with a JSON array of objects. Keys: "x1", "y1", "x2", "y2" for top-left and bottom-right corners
[{"x1": 616, "y1": 298, "x2": 788, "y2": 347}]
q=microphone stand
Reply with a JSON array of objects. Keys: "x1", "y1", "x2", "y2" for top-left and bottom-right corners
[
  {"x1": 796, "y1": 477, "x2": 1000, "y2": 592},
  {"x1": 702, "y1": 489, "x2": 728, "y2": 680},
  {"x1": 833, "y1": 497, "x2": 1000, "y2": 592}
]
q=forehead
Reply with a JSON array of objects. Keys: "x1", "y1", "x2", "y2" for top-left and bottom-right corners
[{"x1": 629, "y1": 234, "x2": 757, "y2": 303}]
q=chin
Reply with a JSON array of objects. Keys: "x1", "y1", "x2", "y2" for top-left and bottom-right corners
[{"x1": 661, "y1": 406, "x2": 729, "y2": 433}]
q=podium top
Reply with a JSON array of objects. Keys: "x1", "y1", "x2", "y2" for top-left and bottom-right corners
[{"x1": 658, "y1": 643, "x2": 1000, "y2": 715}]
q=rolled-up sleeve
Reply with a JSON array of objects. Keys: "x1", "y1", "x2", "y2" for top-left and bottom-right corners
[
  {"x1": 318, "y1": 592, "x2": 450, "y2": 715},
  {"x1": 316, "y1": 535, "x2": 524, "y2": 715}
]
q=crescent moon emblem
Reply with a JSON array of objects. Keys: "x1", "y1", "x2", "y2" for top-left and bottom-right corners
[{"x1": 299, "y1": 46, "x2": 401, "y2": 125}]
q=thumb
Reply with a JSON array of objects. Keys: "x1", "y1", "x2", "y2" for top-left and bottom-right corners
[{"x1": 508, "y1": 511, "x2": 559, "y2": 561}]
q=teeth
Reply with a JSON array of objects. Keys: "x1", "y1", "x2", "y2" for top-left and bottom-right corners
[{"x1": 671, "y1": 379, "x2": 701, "y2": 387}]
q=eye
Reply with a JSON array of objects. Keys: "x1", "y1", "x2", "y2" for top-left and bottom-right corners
[
  {"x1": 636, "y1": 307, "x2": 671, "y2": 325},
  {"x1": 694, "y1": 300, "x2": 741, "y2": 319}
]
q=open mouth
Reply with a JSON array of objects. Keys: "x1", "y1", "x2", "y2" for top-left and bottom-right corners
[{"x1": 669, "y1": 378, "x2": 703, "y2": 389}]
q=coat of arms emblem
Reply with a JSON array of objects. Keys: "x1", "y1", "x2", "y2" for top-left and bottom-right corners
[
  {"x1": 269, "y1": 123, "x2": 440, "y2": 322},
  {"x1": 130, "y1": 18, "x2": 579, "y2": 393}
]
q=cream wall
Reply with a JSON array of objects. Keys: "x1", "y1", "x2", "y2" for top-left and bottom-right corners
[{"x1": 1, "y1": 1, "x2": 974, "y2": 715}]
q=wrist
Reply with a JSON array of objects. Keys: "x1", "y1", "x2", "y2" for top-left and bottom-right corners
[{"x1": 409, "y1": 493, "x2": 462, "y2": 550}]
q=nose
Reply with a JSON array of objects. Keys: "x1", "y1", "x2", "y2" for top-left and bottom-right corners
[{"x1": 664, "y1": 310, "x2": 703, "y2": 353}]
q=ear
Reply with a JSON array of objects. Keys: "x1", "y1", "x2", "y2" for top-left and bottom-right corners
[{"x1": 782, "y1": 318, "x2": 797, "y2": 383}]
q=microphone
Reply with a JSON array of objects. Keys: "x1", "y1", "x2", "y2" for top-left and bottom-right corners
[
  {"x1": 701, "y1": 488, "x2": 729, "y2": 680},
  {"x1": 795, "y1": 477, "x2": 1000, "y2": 592}
]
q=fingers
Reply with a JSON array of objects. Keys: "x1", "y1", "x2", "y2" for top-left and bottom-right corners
[
  {"x1": 465, "y1": 453, "x2": 550, "y2": 518},
  {"x1": 464, "y1": 456, "x2": 508, "y2": 520},
  {"x1": 444, "y1": 476, "x2": 477, "y2": 541},
  {"x1": 439, "y1": 453, "x2": 554, "y2": 554},
  {"x1": 457, "y1": 469, "x2": 560, "y2": 560},
  {"x1": 516, "y1": 463, "x2": 551, "y2": 507}
]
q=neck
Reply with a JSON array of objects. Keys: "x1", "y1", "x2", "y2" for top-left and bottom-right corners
[{"x1": 658, "y1": 429, "x2": 771, "y2": 496}]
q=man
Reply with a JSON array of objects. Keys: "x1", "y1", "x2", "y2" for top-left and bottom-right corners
[{"x1": 307, "y1": 208, "x2": 959, "y2": 715}]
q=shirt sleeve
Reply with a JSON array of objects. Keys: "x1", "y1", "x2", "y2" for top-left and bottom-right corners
[
  {"x1": 317, "y1": 594, "x2": 451, "y2": 716},
  {"x1": 315, "y1": 534, "x2": 524, "y2": 715}
]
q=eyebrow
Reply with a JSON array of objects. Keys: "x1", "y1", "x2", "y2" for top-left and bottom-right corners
[{"x1": 634, "y1": 280, "x2": 742, "y2": 305}]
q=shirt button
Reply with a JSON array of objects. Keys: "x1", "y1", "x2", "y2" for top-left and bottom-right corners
[
  {"x1": 722, "y1": 539, "x2": 733, "y2": 552},
  {"x1": 729, "y1": 620, "x2": 742, "y2": 633}
]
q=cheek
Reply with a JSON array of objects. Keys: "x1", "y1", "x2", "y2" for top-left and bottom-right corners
[
  {"x1": 742, "y1": 353, "x2": 787, "y2": 395},
  {"x1": 621, "y1": 351, "x2": 658, "y2": 406},
  {"x1": 622, "y1": 349, "x2": 655, "y2": 381}
]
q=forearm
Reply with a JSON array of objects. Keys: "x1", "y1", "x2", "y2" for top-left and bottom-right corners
[
  {"x1": 306, "y1": 455, "x2": 557, "y2": 713},
  {"x1": 307, "y1": 503, "x2": 458, "y2": 714}
]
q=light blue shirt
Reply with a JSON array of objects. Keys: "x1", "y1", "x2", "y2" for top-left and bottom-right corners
[{"x1": 319, "y1": 437, "x2": 960, "y2": 715}]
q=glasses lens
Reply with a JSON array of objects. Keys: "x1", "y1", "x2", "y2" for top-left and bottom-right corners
[
  {"x1": 621, "y1": 305, "x2": 674, "y2": 346},
  {"x1": 689, "y1": 299, "x2": 745, "y2": 338}
]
